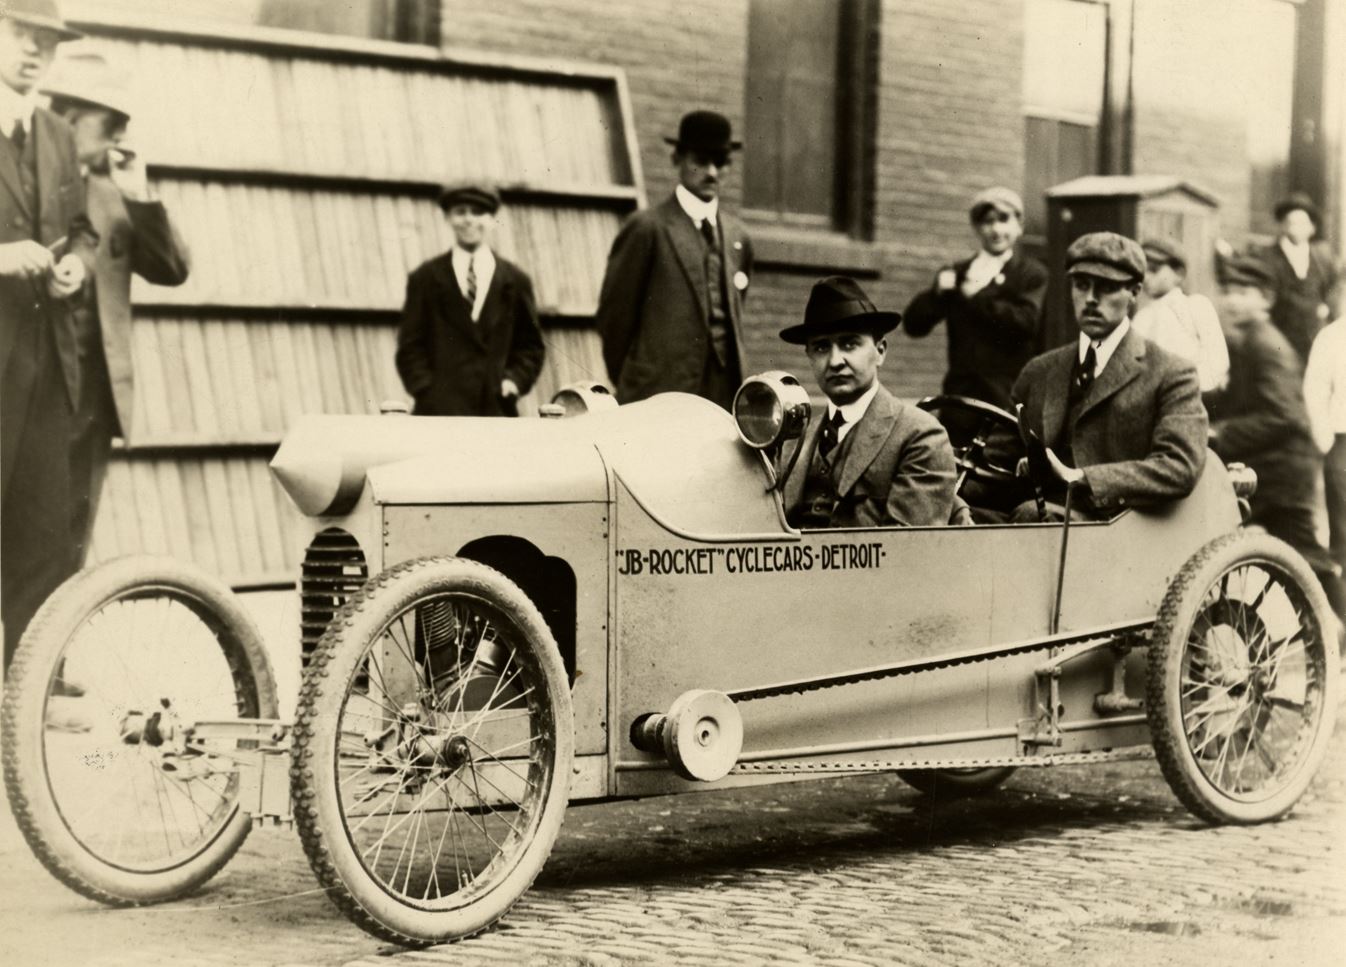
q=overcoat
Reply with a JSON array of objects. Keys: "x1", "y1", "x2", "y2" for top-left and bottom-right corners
[
  {"x1": 595, "y1": 195, "x2": 753, "y2": 403},
  {"x1": 1260, "y1": 240, "x2": 1338, "y2": 362},
  {"x1": 1012, "y1": 327, "x2": 1207, "y2": 514},
  {"x1": 395, "y1": 253, "x2": 545, "y2": 417},
  {"x1": 781, "y1": 383, "x2": 959, "y2": 529}
]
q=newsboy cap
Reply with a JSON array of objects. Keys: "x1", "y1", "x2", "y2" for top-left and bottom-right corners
[
  {"x1": 779, "y1": 276, "x2": 901, "y2": 345},
  {"x1": 1, "y1": 0, "x2": 81, "y2": 41},
  {"x1": 969, "y1": 186, "x2": 1023, "y2": 222},
  {"x1": 664, "y1": 110, "x2": 742, "y2": 156},
  {"x1": 437, "y1": 180, "x2": 501, "y2": 213},
  {"x1": 1065, "y1": 232, "x2": 1146, "y2": 283},
  {"x1": 1272, "y1": 192, "x2": 1320, "y2": 226},
  {"x1": 41, "y1": 43, "x2": 134, "y2": 119},
  {"x1": 1141, "y1": 236, "x2": 1186, "y2": 272},
  {"x1": 1220, "y1": 253, "x2": 1277, "y2": 293}
]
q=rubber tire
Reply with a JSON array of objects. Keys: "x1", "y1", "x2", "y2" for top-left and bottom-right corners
[
  {"x1": 2, "y1": 556, "x2": 279, "y2": 904},
  {"x1": 896, "y1": 766, "x2": 1018, "y2": 798},
  {"x1": 290, "y1": 556, "x2": 574, "y2": 946},
  {"x1": 1147, "y1": 531, "x2": 1339, "y2": 824}
]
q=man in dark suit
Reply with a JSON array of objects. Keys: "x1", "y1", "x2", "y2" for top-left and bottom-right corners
[
  {"x1": 1209, "y1": 255, "x2": 1344, "y2": 623},
  {"x1": 1012, "y1": 232, "x2": 1207, "y2": 521},
  {"x1": 780, "y1": 276, "x2": 958, "y2": 529},
  {"x1": 0, "y1": 1, "x2": 96, "y2": 667},
  {"x1": 1260, "y1": 193, "x2": 1339, "y2": 363},
  {"x1": 43, "y1": 44, "x2": 191, "y2": 563},
  {"x1": 596, "y1": 110, "x2": 754, "y2": 409},
  {"x1": 904, "y1": 187, "x2": 1048, "y2": 412},
  {"x1": 396, "y1": 181, "x2": 545, "y2": 417}
]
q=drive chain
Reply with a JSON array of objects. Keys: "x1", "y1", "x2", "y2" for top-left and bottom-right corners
[{"x1": 731, "y1": 747, "x2": 1155, "y2": 776}]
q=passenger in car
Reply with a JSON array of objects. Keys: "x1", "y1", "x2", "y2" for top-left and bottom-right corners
[
  {"x1": 1011, "y1": 232, "x2": 1207, "y2": 521},
  {"x1": 778, "y1": 276, "x2": 962, "y2": 529}
]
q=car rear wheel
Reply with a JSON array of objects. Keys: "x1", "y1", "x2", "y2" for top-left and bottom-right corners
[
  {"x1": 2, "y1": 557, "x2": 278, "y2": 904},
  {"x1": 1147, "y1": 531, "x2": 1337, "y2": 824},
  {"x1": 291, "y1": 556, "x2": 573, "y2": 945},
  {"x1": 895, "y1": 766, "x2": 1017, "y2": 798}
]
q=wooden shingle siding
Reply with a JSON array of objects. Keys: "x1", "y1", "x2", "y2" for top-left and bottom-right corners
[{"x1": 72, "y1": 14, "x2": 643, "y2": 584}]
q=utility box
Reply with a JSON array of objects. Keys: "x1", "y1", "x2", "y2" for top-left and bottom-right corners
[{"x1": 1043, "y1": 175, "x2": 1220, "y2": 349}]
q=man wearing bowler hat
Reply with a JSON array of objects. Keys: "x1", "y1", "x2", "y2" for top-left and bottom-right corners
[
  {"x1": 779, "y1": 276, "x2": 959, "y2": 529},
  {"x1": 1259, "y1": 193, "x2": 1339, "y2": 363},
  {"x1": 0, "y1": 0, "x2": 97, "y2": 668},
  {"x1": 596, "y1": 109, "x2": 754, "y2": 409},
  {"x1": 43, "y1": 42, "x2": 191, "y2": 565},
  {"x1": 396, "y1": 180, "x2": 545, "y2": 417},
  {"x1": 1012, "y1": 232, "x2": 1207, "y2": 521}
]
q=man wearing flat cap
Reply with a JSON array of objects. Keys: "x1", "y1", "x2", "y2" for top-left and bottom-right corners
[
  {"x1": 0, "y1": 0, "x2": 97, "y2": 667},
  {"x1": 42, "y1": 42, "x2": 191, "y2": 567},
  {"x1": 904, "y1": 186, "x2": 1048, "y2": 413},
  {"x1": 596, "y1": 109, "x2": 753, "y2": 409},
  {"x1": 1259, "y1": 193, "x2": 1339, "y2": 363},
  {"x1": 1208, "y1": 254, "x2": 1345, "y2": 624},
  {"x1": 780, "y1": 276, "x2": 959, "y2": 529},
  {"x1": 1131, "y1": 236, "x2": 1227, "y2": 396},
  {"x1": 1012, "y1": 231, "x2": 1207, "y2": 520},
  {"x1": 396, "y1": 180, "x2": 545, "y2": 417}
]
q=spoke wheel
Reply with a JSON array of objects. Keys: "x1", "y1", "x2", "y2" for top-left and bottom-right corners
[
  {"x1": 292, "y1": 557, "x2": 573, "y2": 945},
  {"x1": 2, "y1": 557, "x2": 278, "y2": 904},
  {"x1": 1147, "y1": 532, "x2": 1338, "y2": 824},
  {"x1": 896, "y1": 766, "x2": 1017, "y2": 798}
]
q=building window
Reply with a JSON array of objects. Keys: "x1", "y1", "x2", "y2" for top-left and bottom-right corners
[
  {"x1": 1021, "y1": 0, "x2": 1108, "y2": 240},
  {"x1": 81, "y1": 0, "x2": 440, "y2": 44},
  {"x1": 742, "y1": 0, "x2": 877, "y2": 236},
  {"x1": 1238, "y1": 1, "x2": 1297, "y2": 237}
]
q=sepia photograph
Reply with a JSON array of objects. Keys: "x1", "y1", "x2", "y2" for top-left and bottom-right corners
[{"x1": 0, "y1": 0, "x2": 1342, "y2": 964}]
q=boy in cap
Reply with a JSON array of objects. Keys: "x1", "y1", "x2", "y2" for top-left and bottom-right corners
[
  {"x1": 42, "y1": 41, "x2": 191, "y2": 563},
  {"x1": 779, "y1": 276, "x2": 959, "y2": 529},
  {"x1": 396, "y1": 180, "x2": 545, "y2": 416},
  {"x1": 0, "y1": 0, "x2": 97, "y2": 667},
  {"x1": 1012, "y1": 231, "x2": 1207, "y2": 520},
  {"x1": 1209, "y1": 254, "x2": 1344, "y2": 624},
  {"x1": 1260, "y1": 193, "x2": 1339, "y2": 362},
  {"x1": 596, "y1": 109, "x2": 754, "y2": 409},
  {"x1": 904, "y1": 186, "x2": 1048, "y2": 413},
  {"x1": 1132, "y1": 236, "x2": 1227, "y2": 396}
]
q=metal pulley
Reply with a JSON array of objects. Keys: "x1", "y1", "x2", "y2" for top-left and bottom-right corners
[{"x1": 630, "y1": 689, "x2": 743, "y2": 782}]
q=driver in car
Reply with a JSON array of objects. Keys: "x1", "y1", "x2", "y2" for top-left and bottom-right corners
[
  {"x1": 779, "y1": 276, "x2": 961, "y2": 529},
  {"x1": 1011, "y1": 232, "x2": 1207, "y2": 521}
]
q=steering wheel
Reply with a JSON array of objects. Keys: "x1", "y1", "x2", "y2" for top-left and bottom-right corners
[{"x1": 915, "y1": 395, "x2": 1022, "y2": 492}]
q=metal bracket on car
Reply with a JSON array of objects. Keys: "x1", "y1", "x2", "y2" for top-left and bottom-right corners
[{"x1": 175, "y1": 718, "x2": 294, "y2": 825}]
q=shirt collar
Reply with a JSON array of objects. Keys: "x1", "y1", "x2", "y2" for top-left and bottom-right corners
[
  {"x1": 970, "y1": 247, "x2": 1014, "y2": 268},
  {"x1": 0, "y1": 83, "x2": 36, "y2": 134},
  {"x1": 826, "y1": 381, "x2": 879, "y2": 427},
  {"x1": 451, "y1": 244, "x2": 493, "y2": 268},
  {"x1": 1078, "y1": 317, "x2": 1131, "y2": 374},
  {"x1": 675, "y1": 184, "x2": 718, "y2": 227}
]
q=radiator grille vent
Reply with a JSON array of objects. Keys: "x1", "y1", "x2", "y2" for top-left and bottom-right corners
[{"x1": 300, "y1": 528, "x2": 367, "y2": 665}]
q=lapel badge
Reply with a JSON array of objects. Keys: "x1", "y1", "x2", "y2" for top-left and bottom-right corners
[
  {"x1": 993, "y1": 273, "x2": 1006, "y2": 286},
  {"x1": 733, "y1": 270, "x2": 749, "y2": 292},
  {"x1": 733, "y1": 240, "x2": 742, "y2": 250}
]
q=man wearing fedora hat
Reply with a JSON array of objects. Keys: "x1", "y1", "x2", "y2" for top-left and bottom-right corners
[
  {"x1": 1260, "y1": 193, "x2": 1339, "y2": 362},
  {"x1": 596, "y1": 109, "x2": 753, "y2": 409},
  {"x1": 1012, "y1": 232, "x2": 1207, "y2": 521},
  {"x1": 779, "y1": 276, "x2": 959, "y2": 529},
  {"x1": 0, "y1": 0, "x2": 98, "y2": 668},
  {"x1": 396, "y1": 180, "x2": 545, "y2": 417},
  {"x1": 42, "y1": 41, "x2": 191, "y2": 566}
]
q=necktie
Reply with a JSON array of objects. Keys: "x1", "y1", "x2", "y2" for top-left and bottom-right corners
[
  {"x1": 465, "y1": 256, "x2": 477, "y2": 308},
  {"x1": 1076, "y1": 343, "x2": 1097, "y2": 396},
  {"x1": 818, "y1": 409, "x2": 846, "y2": 462},
  {"x1": 699, "y1": 218, "x2": 717, "y2": 249},
  {"x1": 9, "y1": 120, "x2": 25, "y2": 154}
]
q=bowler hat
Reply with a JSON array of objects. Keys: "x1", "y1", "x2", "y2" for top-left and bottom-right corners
[
  {"x1": 1140, "y1": 236, "x2": 1186, "y2": 272},
  {"x1": 1065, "y1": 231, "x2": 1146, "y2": 283},
  {"x1": 437, "y1": 179, "x2": 501, "y2": 213},
  {"x1": 41, "y1": 43, "x2": 133, "y2": 119},
  {"x1": 1220, "y1": 253, "x2": 1276, "y2": 293},
  {"x1": 779, "y1": 276, "x2": 901, "y2": 344},
  {"x1": 663, "y1": 110, "x2": 741, "y2": 157},
  {"x1": 2, "y1": 0, "x2": 81, "y2": 41},
  {"x1": 969, "y1": 186, "x2": 1023, "y2": 222},
  {"x1": 1272, "y1": 192, "x2": 1320, "y2": 226}
]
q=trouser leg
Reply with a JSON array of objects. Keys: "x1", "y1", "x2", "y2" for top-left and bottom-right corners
[{"x1": 1326, "y1": 434, "x2": 1346, "y2": 579}]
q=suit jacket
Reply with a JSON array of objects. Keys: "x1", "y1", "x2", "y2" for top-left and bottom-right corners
[
  {"x1": 903, "y1": 250, "x2": 1048, "y2": 409},
  {"x1": 1260, "y1": 240, "x2": 1338, "y2": 362},
  {"x1": 0, "y1": 107, "x2": 96, "y2": 412},
  {"x1": 1012, "y1": 327, "x2": 1207, "y2": 513},
  {"x1": 782, "y1": 383, "x2": 958, "y2": 528},
  {"x1": 80, "y1": 174, "x2": 191, "y2": 437},
  {"x1": 596, "y1": 195, "x2": 753, "y2": 403},
  {"x1": 395, "y1": 252, "x2": 545, "y2": 416},
  {"x1": 1208, "y1": 317, "x2": 1320, "y2": 508}
]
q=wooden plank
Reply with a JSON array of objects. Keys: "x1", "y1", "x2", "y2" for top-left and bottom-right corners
[
  {"x1": 200, "y1": 457, "x2": 242, "y2": 578},
  {"x1": 131, "y1": 315, "x2": 173, "y2": 438},
  {"x1": 178, "y1": 460, "x2": 219, "y2": 575},
  {"x1": 153, "y1": 459, "x2": 195, "y2": 562},
  {"x1": 224, "y1": 458, "x2": 265, "y2": 577},
  {"x1": 179, "y1": 317, "x2": 221, "y2": 436},
  {"x1": 201, "y1": 320, "x2": 241, "y2": 435},
  {"x1": 153, "y1": 316, "x2": 196, "y2": 434}
]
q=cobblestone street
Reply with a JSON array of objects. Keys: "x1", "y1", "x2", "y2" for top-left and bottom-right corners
[{"x1": 3, "y1": 722, "x2": 1343, "y2": 967}]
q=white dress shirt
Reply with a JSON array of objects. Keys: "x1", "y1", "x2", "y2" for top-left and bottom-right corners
[
  {"x1": 1078, "y1": 318, "x2": 1131, "y2": 379},
  {"x1": 1304, "y1": 317, "x2": 1346, "y2": 451},
  {"x1": 826, "y1": 381, "x2": 879, "y2": 447},
  {"x1": 1131, "y1": 288, "x2": 1229, "y2": 392},
  {"x1": 961, "y1": 247, "x2": 1013, "y2": 297},
  {"x1": 450, "y1": 244, "x2": 495, "y2": 322},
  {"x1": 0, "y1": 82, "x2": 36, "y2": 140},
  {"x1": 675, "y1": 183, "x2": 718, "y2": 232},
  {"x1": 1280, "y1": 237, "x2": 1311, "y2": 280}
]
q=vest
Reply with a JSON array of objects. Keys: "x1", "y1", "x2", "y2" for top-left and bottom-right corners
[
  {"x1": 790, "y1": 428, "x2": 860, "y2": 528},
  {"x1": 702, "y1": 220, "x2": 732, "y2": 367},
  {"x1": 0, "y1": 124, "x2": 41, "y2": 237}
]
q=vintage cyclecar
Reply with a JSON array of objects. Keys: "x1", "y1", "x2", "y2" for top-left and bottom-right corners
[{"x1": 3, "y1": 378, "x2": 1337, "y2": 945}]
